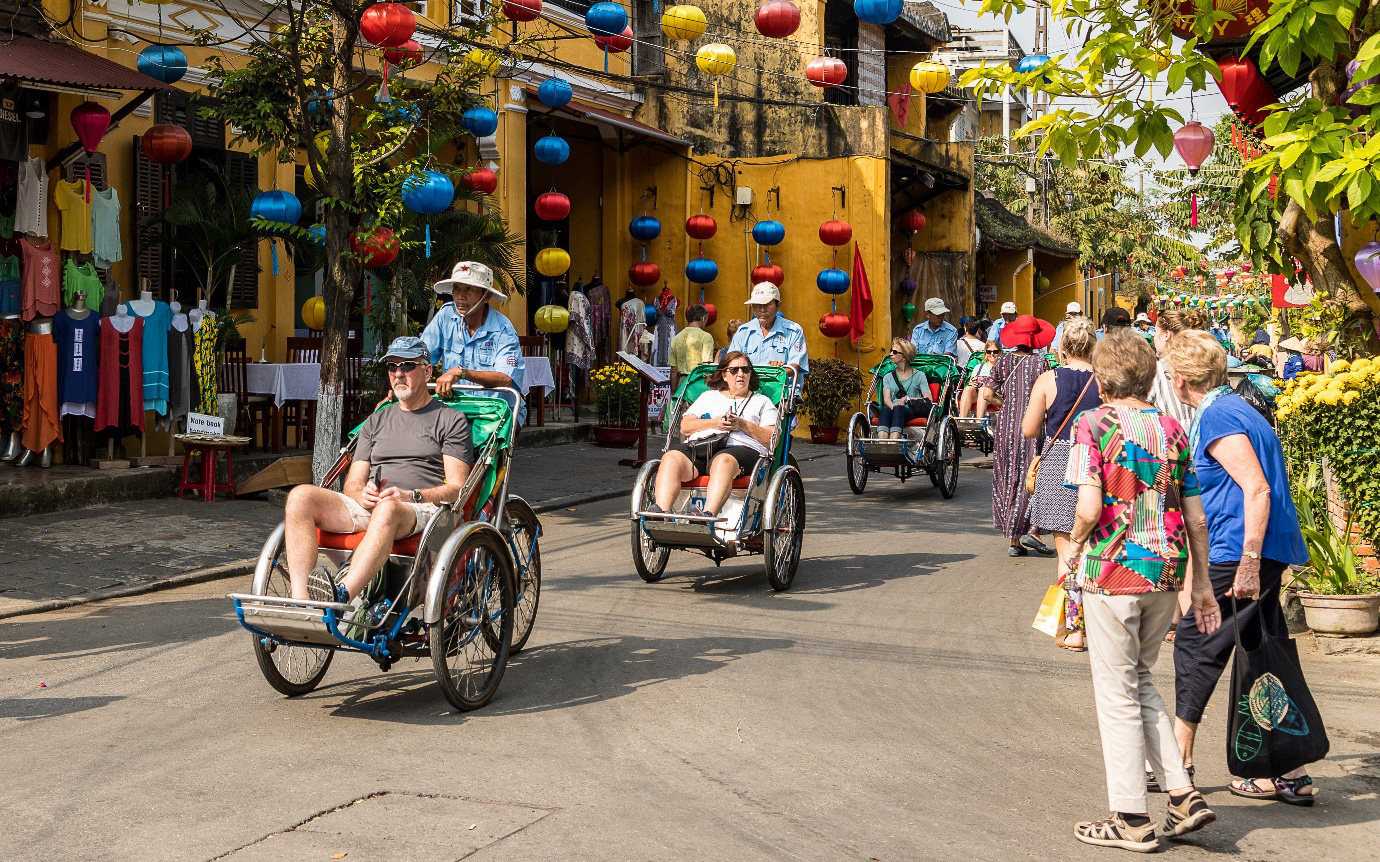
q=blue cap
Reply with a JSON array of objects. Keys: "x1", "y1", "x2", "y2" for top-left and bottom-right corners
[{"x1": 384, "y1": 336, "x2": 429, "y2": 361}]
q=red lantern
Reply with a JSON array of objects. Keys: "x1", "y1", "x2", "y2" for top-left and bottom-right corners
[
  {"x1": 897, "y1": 208, "x2": 926, "y2": 235},
  {"x1": 686, "y1": 213, "x2": 718, "y2": 240},
  {"x1": 1173, "y1": 121, "x2": 1215, "y2": 176},
  {"x1": 351, "y1": 227, "x2": 400, "y2": 267},
  {"x1": 502, "y1": 0, "x2": 542, "y2": 22},
  {"x1": 754, "y1": 1, "x2": 801, "y2": 39},
  {"x1": 1218, "y1": 55, "x2": 1259, "y2": 109},
  {"x1": 384, "y1": 39, "x2": 423, "y2": 69},
  {"x1": 594, "y1": 25, "x2": 633, "y2": 53},
  {"x1": 140, "y1": 124, "x2": 192, "y2": 165},
  {"x1": 752, "y1": 263, "x2": 784, "y2": 286},
  {"x1": 700, "y1": 302, "x2": 717, "y2": 326},
  {"x1": 534, "y1": 191, "x2": 571, "y2": 222},
  {"x1": 819, "y1": 219, "x2": 852, "y2": 246},
  {"x1": 360, "y1": 2, "x2": 416, "y2": 48},
  {"x1": 1242, "y1": 262, "x2": 1253, "y2": 272},
  {"x1": 819, "y1": 311, "x2": 851, "y2": 338},
  {"x1": 629, "y1": 261, "x2": 661, "y2": 286},
  {"x1": 70, "y1": 102, "x2": 111, "y2": 202},
  {"x1": 806, "y1": 56, "x2": 847, "y2": 89},
  {"x1": 463, "y1": 166, "x2": 499, "y2": 195}
]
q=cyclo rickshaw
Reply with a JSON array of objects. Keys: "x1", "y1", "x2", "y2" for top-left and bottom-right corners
[
  {"x1": 844, "y1": 354, "x2": 962, "y2": 497},
  {"x1": 630, "y1": 364, "x2": 805, "y2": 591},
  {"x1": 229, "y1": 386, "x2": 541, "y2": 712},
  {"x1": 952, "y1": 349, "x2": 997, "y2": 456}
]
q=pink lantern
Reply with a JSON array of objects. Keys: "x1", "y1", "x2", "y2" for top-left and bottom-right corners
[
  {"x1": 1355, "y1": 242, "x2": 1380, "y2": 292},
  {"x1": 70, "y1": 102, "x2": 111, "y2": 202},
  {"x1": 1173, "y1": 121, "x2": 1215, "y2": 176}
]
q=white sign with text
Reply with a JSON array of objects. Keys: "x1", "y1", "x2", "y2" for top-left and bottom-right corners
[{"x1": 186, "y1": 412, "x2": 226, "y2": 436}]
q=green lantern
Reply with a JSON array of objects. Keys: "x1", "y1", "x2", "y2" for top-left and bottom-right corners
[
  {"x1": 902, "y1": 302, "x2": 917, "y2": 323},
  {"x1": 1245, "y1": 297, "x2": 1257, "y2": 307}
]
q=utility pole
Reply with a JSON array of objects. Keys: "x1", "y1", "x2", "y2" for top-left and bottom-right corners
[{"x1": 1029, "y1": 2, "x2": 1050, "y2": 224}]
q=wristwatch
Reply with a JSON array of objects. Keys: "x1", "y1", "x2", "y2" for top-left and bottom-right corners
[
  {"x1": 1243, "y1": 551, "x2": 1261, "y2": 560},
  {"x1": 412, "y1": 490, "x2": 424, "y2": 503}
]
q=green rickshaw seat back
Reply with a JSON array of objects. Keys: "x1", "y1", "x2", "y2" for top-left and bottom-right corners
[
  {"x1": 349, "y1": 393, "x2": 515, "y2": 454},
  {"x1": 672, "y1": 363, "x2": 792, "y2": 408},
  {"x1": 867, "y1": 355, "x2": 959, "y2": 405}
]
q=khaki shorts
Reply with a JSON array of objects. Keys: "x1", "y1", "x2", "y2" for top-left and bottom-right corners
[{"x1": 333, "y1": 491, "x2": 440, "y2": 537}]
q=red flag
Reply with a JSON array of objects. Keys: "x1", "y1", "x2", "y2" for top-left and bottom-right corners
[{"x1": 850, "y1": 243, "x2": 873, "y2": 346}]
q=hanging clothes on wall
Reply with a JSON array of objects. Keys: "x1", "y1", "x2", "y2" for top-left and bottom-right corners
[
  {"x1": 15, "y1": 156, "x2": 47, "y2": 238},
  {"x1": 90, "y1": 186, "x2": 122, "y2": 269},
  {"x1": 0, "y1": 251, "x2": 18, "y2": 319},
  {"x1": 53, "y1": 180, "x2": 94, "y2": 254},
  {"x1": 652, "y1": 289, "x2": 678, "y2": 367},
  {"x1": 165, "y1": 319, "x2": 193, "y2": 429},
  {"x1": 565, "y1": 286, "x2": 593, "y2": 372},
  {"x1": 62, "y1": 258, "x2": 103, "y2": 312},
  {"x1": 0, "y1": 80, "x2": 28, "y2": 162},
  {"x1": 586, "y1": 277, "x2": 612, "y2": 365},
  {"x1": 129, "y1": 299, "x2": 172, "y2": 416},
  {"x1": 54, "y1": 308, "x2": 100, "y2": 417},
  {"x1": 193, "y1": 315, "x2": 217, "y2": 414},
  {"x1": 0, "y1": 319, "x2": 22, "y2": 437},
  {"x1": 21, "y1": 325, "x2": 61, "y2": 453},
  {"x1": 19, "y1": 236, "x2": 59, "y2": 321},
  {"x1": 96, "y1": 316, "x2": 145, "y2": 439},
  {"x1": 619, "y1": 296, "x2": 645, "y2": 358}
]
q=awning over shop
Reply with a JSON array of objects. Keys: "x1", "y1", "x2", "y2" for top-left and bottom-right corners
[
  {"x1": 0, "y1": 35, "x2": 172, "y2": 94},
  {"x1": 976, "y1": 194, "x2": 1079, "y2": 259},
  {"x1": 524, "y1": 88, "x2": 688, "y2": 149}
]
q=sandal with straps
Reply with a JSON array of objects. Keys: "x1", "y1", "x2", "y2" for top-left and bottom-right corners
[
  {"x1": 1275, "y1": 775, "x2": 1316, "y2": 807},
  {"x1": 1229, "y1": 778, "x2": 1279, "y2": 800}
]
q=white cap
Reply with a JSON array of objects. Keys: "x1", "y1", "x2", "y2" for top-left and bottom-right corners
[
  {"x1": 745, "y1": 282, "x2": 781, "y2": 305},
  {"x1": 1066, "y1": 301, "x2": 1083, "y2": 314},
  {"x1": 434, "y1": 261, "x2": 506, "y2": 301},
  {"x1": 924, "y1": 297, "x2": 949, "y2": 315},
  {"x1": 1000, "y1": 301, "x2": 1018, "y2": 314},
  {"x1": 1135, "y1": 312, "x2": 1152, "y2": 323}
]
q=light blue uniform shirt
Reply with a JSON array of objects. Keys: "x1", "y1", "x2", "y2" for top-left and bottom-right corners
[
  {"x1": 729, "y1": 313, "x2": 809, "y2": 380},
  {"x1": 910, "y1": 319, "x2": 958, "y2": 357},
  {"x1": 421, "y1": 303, "x2": 526, "y2": 424},
  {"x1": 988, "y1": 316, "x2": 1012, "y2": 349}
]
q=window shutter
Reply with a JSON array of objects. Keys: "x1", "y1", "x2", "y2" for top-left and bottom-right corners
[
  {"x1": 132, "y1": 137, "x2": 168, "y2": 300},
  {"x1": 156, "y1": 89, "x2": 225, "y2": 150},
  {"x1": 224, "y1": 151, "x2": 260, "y2": 309},
  {"x1": 61, "y1": 152, "x2": 107, "y2": 189},
  {"x1": 632, "y1": 0, "x2": 665, "y2": 76}
]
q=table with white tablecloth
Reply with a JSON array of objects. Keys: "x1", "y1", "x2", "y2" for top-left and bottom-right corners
[
  {"x1": 522, "y1": 356, "x2": 555, "y2": 426},
  {"x1": 244, "y1": 362, "x2": 321, "y2": 451}
]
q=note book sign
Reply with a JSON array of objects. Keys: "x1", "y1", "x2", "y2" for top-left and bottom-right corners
[{"x1": 187, "y1": 412, "x2": 225, "y2": 435}]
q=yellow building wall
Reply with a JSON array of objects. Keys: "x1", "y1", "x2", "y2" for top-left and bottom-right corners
[
  {"x1": 1032, "y1": 256, "x2": 1081, "y2": 325},
  {"x1": 986, "y1": 248, "x2": 1035, "y2": 317}
]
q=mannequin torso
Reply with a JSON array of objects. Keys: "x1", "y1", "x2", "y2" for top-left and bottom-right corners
[
  {"x1": 127, "y1": 291, "x2": 156, "y2": 318},
  {"x1": 170, "y1": 300, "x2": 188, "y2": 332},
  {"x1": 110, "y1": 304, "x2": 136, "y2": 333}
]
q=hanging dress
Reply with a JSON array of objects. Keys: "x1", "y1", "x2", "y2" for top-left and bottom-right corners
[
  {"x1": 0, "y1": 253, "x2": 18, "y2": 318},
  {"x1": 131, "y1": 301, "x2": 172, "y2": 416},
  {"x1": 91, "y1": 186, "x2": 123, "y2": 269},
  {"x1": 565, "y1": 289, "x2": 593, "y2": 371},
  {"x1": 193, "y1": 317, "x2": 218, "y2": 414},
  {"x1": 165, "y1": 323, "x2": 193, "y2": 429},
  {"x1": 587, "y1": 280, "x2": 612, "y2": 364},
  {"x1": 0, "y1": 319, "x2": 25, "y2": 434},
  {"x1": 619, "y1": 298, "x2": 645, "y2": 357},
  {"x1": 21, "y1": 327, "x2": 61, "y2": 452},
  {"x1": 54, "y1": 309, "x2": 101, "y2": 418},
  {"x1": 96, "y1": 317, "x2": 145, "y2": 439},
  {"x1": 53, "y1": 180, "x2": 94, "y2": 254},
  {"x1": 652, "y1": 294, "x2": 678, "y2": 367},
  {"x1": 19, "y1": 237, "x2": 59, "y2": 321}
]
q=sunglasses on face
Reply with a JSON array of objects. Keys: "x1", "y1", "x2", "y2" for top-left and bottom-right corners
[
  {"x1": 386, "y1": 361, "x2": 423, "y2": 374},
  {"x1": 889, "y1": 349, "x2": 904, "y2": 355},
  {"x1": 985, "y1": 349, "x2": 1000, "y2": 354},
  {"x1": 724, "y1": 366, "x2": 752, "y2": 376}
]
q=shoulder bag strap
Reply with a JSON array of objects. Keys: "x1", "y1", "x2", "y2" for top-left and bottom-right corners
[{"x1": 1040, "y1": 373, "x2": 1095, "y2": 459}]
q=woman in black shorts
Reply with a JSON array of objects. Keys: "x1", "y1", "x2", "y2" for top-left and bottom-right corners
[{"x1": 649, "y1": 350, "x2": 779, "y2": 518}]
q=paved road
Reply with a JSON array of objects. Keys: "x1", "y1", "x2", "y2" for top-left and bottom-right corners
[{"x1": 2, "y1": 462, "x2": 1379, "y2": 861}]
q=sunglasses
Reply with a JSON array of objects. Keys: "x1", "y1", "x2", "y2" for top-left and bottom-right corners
[
  {"x1": 385, "y1": 361, "x2": 424, "y2": 374},
  {"x1": 888, "y1": 349, "x2": 904, "y2": 356},
  {"x1": 724, "y1": 366, "x2": 752, "y2": 376},
  {"x1": 985, "y1": 349, "x2": 1001, "y2": 354}
]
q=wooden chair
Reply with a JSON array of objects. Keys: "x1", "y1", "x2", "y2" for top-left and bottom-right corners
[
  {"x1": 282, "y1": 337, "x2": 322, "y2": 448},
  {"x1": 342, "y1": 355, "x2": 372, "y2": 438},
  {"x1": 286, "y1": 336, "x2": 322, "y2": 363},
  {"x1": 518, "y1": 335, "x2": 546, "y2": 427},
  {"x1": 218, "y1": 339, "x2": 271, "y2": 448}
]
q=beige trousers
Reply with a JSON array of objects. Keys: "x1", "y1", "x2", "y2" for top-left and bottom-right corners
[{"x1": 1083, "y1": 590, "x2": 1192, "y2": 814}]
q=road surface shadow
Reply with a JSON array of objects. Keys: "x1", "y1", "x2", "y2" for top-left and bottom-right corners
[
  {"x1": 0, "y1": 694, "x2": 125, "y2": 721},
  {"x1": 0, "y1": 597, "x2": 230, "y2": 661}
]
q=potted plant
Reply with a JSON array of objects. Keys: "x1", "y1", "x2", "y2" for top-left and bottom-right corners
[
  {"x1": 590, "y1": 364, "x2": 641, "y2": 447},
  {"x1": 1293, "y1": 469, "x2": 1380, "y2": 635},
  {"x1": 802, "y1": 358, "x2": 863, "y2": 444}
]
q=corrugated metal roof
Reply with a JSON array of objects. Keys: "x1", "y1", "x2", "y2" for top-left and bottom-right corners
[{"x1": 0, "y1": 35, "x2": 171, "y2": 92}]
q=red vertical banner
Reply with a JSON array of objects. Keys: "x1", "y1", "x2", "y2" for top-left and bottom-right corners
[{"x1": 849, "y1": 243, "x2": 873, "y2": 346}]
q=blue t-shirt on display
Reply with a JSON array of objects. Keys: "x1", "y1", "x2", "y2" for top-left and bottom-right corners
[{"x1": 1193, "y1": 393, "x2": 1308, "y2": 566}]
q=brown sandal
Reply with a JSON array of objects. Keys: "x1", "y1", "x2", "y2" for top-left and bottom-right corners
[{"x1": 1055, "y1": 634, "x2": 1088, "y2": 652}]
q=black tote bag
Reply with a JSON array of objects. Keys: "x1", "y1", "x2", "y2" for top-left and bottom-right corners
[{"x1": 1226, "y1": 599, "x2": 1330, "y2": 779}]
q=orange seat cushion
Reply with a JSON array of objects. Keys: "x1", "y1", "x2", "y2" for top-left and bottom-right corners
[
  {"x1": 681, "y1": 475, "x2": 752, "y2": 490},
  {"x1": 905, "y1": 417, "x2": 928, "y2": 428},
  {"x1": 318, "y1": 529, "x2": 422, "y2": 556}
]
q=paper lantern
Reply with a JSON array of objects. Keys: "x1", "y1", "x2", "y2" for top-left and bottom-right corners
[
  {"x1": 1242, "y1": 262, "x2": 1253, "y2": 272},
  {"x1": 819, "y1": 311, "x2": 851, "y2": 338},
  {"x1": 646, "y1": 304, "x2": 659, "y2": 326},
  {"x1": 534, "y1": 134, "x2": 570, "y2": 166},
  {"x1": 700, "y1": 302, "x2": 718, "y2": 326},
  {"x1": 463, "y1": 166, "x2": 498, "y2": 195},
  {"x1": 301, "y1": 296, "x2": 325, "y2": 331},
  {"x1": 695, "y1": 43, "x2": 736, "y2": 76},
  {"x1": 535, "y1": 247, "x2": 570, "y2": 277},
  {"x1": 686, "y1": 257, "x2": 719, "y2": 283},
  {"x1": 136, "y1": 44, "x2": 188, "y2": 84},
  {"x1": 629, "y1": 215, "x2": 662, "y2": 241},
  {"x1": 251, "y1": 190, "x2": 302, "y2": 230},
  {"x1": 1355, "y1": 242, "x2": 1380, "y2": 292},
  {"x1": 752, "y1": 263, "x2": 784, "y2": 286},
  {"x1": 382, "y1": 103, "x2": 420, "y2": 126},
  {"x1": 1174, "y1": 121, "x2": 1215, "y2": 176},
  {"x1": 384, "y1": 39, "x2": 423, "y2": 69},
  {"x1": 1016, "y1": 53, "x2": 1051, "y2": 79},
  {"x1": 806, "y1": 56, "x2": 848, "y2": 89},
  {"x1": 141, "y1": 124, "x2": 192, "y2": 164},
  {"x1": 537, "y1": 78, "x2": 573, "y2": 108},
  {"x1": 752, "y1": 220, "x2": 785, "y2": 246},
  {"x1": 1219, "y1": 55, "x2": 1262, "y2": 109},
  {"x1": 502, "y1": 0, "x2": 542, "y2": 22},
  {"x1": 898, "y1": 208, "x2": 926, "y2": 235},
  {"x1": 71, "y1": 102, "x2": 110, "y2": 158},
  {"x1": 462, "y1": 107, "x2": 499, "y2": 138},
  {"x1": 817, "y1": 268, "x2": 850, "y2": 294},
  {"x1": 686, "y1": 213, "x2": 717, "y2": 240},
  {"x1": 1224, "y1": 268, "x2": 1237, "y2": 280},
  {"x1": 465, "y1": 48, "x2": 502, "y2": 76},
  {"x1": 1244, "y1": 297, "x2": 1257, "y2": 307},
  {"x1": 661, "y1": 5, "x2": 708, "y2": 41},
  {"x1": 360, "y1": 2, "x2": 416, "y2": 48},
  {"x1": 853, "y1": 0, "x2": 902, "y2": 25},
  {"x1": 535, "y1": 305, "x2": 570, "y2": 333},
  {"x1": 1035, "y1": 274, "x2": 1050, "y2": 293},
  {"x1": 307, "y1": 225, "x2": 326, "y2": 249},
  {"x1": 306, "y1": 91, "x2": 333, "y2": 120},
  {"x1": 351, "y1": 227, "x2": 399, "y2": 267},
  {"x1": 629, "y1": 261, "x2": 661, "y2": 286},
  {"x1": 402, "y1": 170, "x2": 455, "y2": 214},
  {"x1": 898, "y1": 277, "x2": 917, "y2": 294},
  {"x1": 910, "y1": 61, "x2": 950, "y2": 94},
  {"x1": 755, "y1": 1, "x2": 801, "y2": 38},
  {"x1": 535, "y1": 191, "x2": 571, "y2": 222},
  {"x1": 594, "y1": 25, "x2": 633, "y2": 53},
  {"x1": 585, "y1": 2, "x2": 628, "y2": 37},
  {"x1": 819, "y1": 219, "x2": 852, "y2": 246},
  {"x1": 901, "y1": 302, "x2": 917, "y2": 323}
]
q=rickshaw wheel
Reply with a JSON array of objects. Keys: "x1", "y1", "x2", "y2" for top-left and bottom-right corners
[
  {"x1": 252, "y1": 557, "x2": 334, "y2": 696},
  {"x1": 764, "y1": 469, "x2": 805, "y2": 591},
  {"x1": 430, "y1": 529, "x2": 514, "y2": 711},
  {"x1": 846, "y1": 413, "x2": 869, "y2": 495},
  {"x1": 502, "y1": 496, "x2": 542, "y2": 654},
  {"x1": 631, "y1": 462, "x2": 669, "y2": 582},
  {"x1": 937, "y1": 419, "x2": 960, "y2": 499}
]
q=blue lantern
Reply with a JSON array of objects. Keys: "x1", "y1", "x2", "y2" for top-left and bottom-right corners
[
  {"x1": 461, "y1": 107, "x2": 499, "y2": 137},
  {"x1": 686, "y1": 257, "x2": 719, "y2": 284},
  {"x1": 629, "y1": 215, "x2": 662, "y2": 241},
  {"x1": 136, "y1": 44, "x2": 188, "y2": 85},
  {"x1": 646, "y1": 304, "x2": 658, "y2": 326},
  {"x1": 817, "y1": 268, "x2": 850, "y2": 294},
  {"x1": 853, "y1": 0, "x2": 903, "y2": 25},
  {"x1": 585, "y1": 2, "x2": 628, "y2": 37},
  {"x1": 250, "y1": 191, "x2": 301, "y2": 275},
  {"x1": 534, "y1": 134, "x2": 570, "y2": 166},
  {"x1": 537, "y1": 78, "x2": 573, "y2": 109},
  {"x1": 752, "y1": 220, "x2": 785, "y2": 246},
  {"x1": 308, "y1": 224, "x2": 326, "y2": 249},
  {"x1": 383, "y1": 103, "x2": 420, "y2": 126},
  {"x1": 1016, "y1": 53, "x2": 1052, "y2": 83},
  {"x1": 403, "y1": 171, "x2": 455, "y2": 258}
]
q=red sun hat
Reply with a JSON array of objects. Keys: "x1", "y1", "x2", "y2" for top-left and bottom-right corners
[{"x1": 1000, "y1": 314, "x2": 1056, "y2": 350}]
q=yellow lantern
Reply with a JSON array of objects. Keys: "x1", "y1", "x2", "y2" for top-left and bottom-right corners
[
  {"x1": 661, "y1": 5, "x2": 707, "y2": 42},
  {"x1": 303, "y1": 131, "x2": 332, "y2": 191},
  {"x1": 301, "y1": 296, "x2": 325, "y2": 331},
  {"x1": 466, "y1": 48, "x2": 501, "y2": 75},
  {"x1": 535, "y1": 304, "x2": 570, "y2": 333},
  {"x1": 909, "y1": 61, "x2": 950, "y2": 94},
  {"x1": 695, "y1": 43, "x2": 736, "y2": 106},
  {"x1": 535, "y1": 247, "x2": 571, "y2": 277},
  {"x1": 1153, "y1": 49, "x2": 1173, "y2": 72}
]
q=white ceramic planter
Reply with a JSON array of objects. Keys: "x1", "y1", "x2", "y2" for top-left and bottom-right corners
[{"x1": 1299, "y1": 592, "x2": 1380, "y2": 636}]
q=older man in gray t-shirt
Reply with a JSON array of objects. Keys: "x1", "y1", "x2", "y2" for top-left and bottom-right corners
[{"x1": 285, "y1": 337, "x2": 473, "y2": 603}]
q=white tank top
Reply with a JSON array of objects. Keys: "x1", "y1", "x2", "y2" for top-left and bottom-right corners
[{"x1": 15, "y1": 156, "x2": 48, "y2": 238}]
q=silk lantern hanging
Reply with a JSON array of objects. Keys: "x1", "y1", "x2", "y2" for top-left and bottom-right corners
[
  {"x1": 379, "y1": 40, "x2": 422, "y2": 97},
  {"x1": 534, "y1": 133, "x2": 570, "y2": 166},
  {"x1": 806, "y1": 56, "x2": 848, "y2": 89},
  {"x1": 301, "y1": 296, "x2": 325, "y2": 331},
  {"x1": 819, "y1": 311, "x2": 851, "y2": 338},
  {"x1": 686, "y1": 257, "x2": 719, "y2": 284},
  {"x1": 595, "y1": 25, "x2": 634, "y2": 56},
  {"x1": 360, "y1": 2, "x2": 416, "y2": 47},
  {"x1": 629, "y1": 261, "x2": 661, "y2": 286},
  {"x1": 586, "y1": 1, "x2": 629, "y2": 71},
  {"x1": 901, "y1": 302, "x2": 917, "y2": 323},
  {"x1": 752, "y1": 220, "x2": 785, "y2": 246},
  {"x1": 686, "y1": 214, "x2": 717, "y2": 240},
  {"x1": 854, "y1": 0, "x2": 902, "y2": 25},
  {"x1": 535, "y1": 247, "x2": 570, "y2": 277},
  {"x1": 629, "y1": 216, "x2": 662, "y2": 241},
  {"x1": 819, "y1": 219, "x2": 852, "y2": 246},
  {"x1": 1355, "y1": 242, "x2": 1380, "y2": 292},
  {"x1": 462, "y1": 107, "x2": 499, "y2": 138},
  {"x1": 700, "y1": 302, "x2": 718, "y2": 326},
  {"x1": 899, "y1": 277, "x2": 917, "y2": 294},
  {"x1": 1015, "y1": 53, "x2": 1051, "y2": 82},
  {"x1": 537, "y1": 78, "x2": 573, "y2": 108},
  {"x1": 753, "y1": 263, "x2": 784, "y2": 286},
  {"x1": 898, "y1": 208, "x2": 926, "y2": 235},
  {"x1": 465, "y1": 49, "x2": 502, "y2": 76},
  {"x1": 535, "y1": 305, "x2": 570, "y2": 333},
  {"x1": 910, "y1": 61, "x2": 950, "y2": 94},
  {"x1": 817, "y1": 268, "x2": 850, "y2": 294},
  {"x1": 402, "y1": 170, "x2": 455, "y2": 258},
  {"x1": 695, "y1": 44, "x2": 736, "y2": 107},
  {"x1": 535, "y1": 191, "x2": 571, "y2": 222},
  {"x1": 307, "y1": 225, "x2": 326, "y2": 249},
  {"x1": 463, "y1": 166, "x2": 498, "y2": 195},
  {"x1": 250, "y1": 190, "x2": 302, "y2": 275},
  {"x1": 1174, "y1": 120, "x2": 1214, "y2": 227},
  {"x1": 352, "y1": 226, "x2": 399, "y2": 267},
  {"x1": 661, "y1": 5, "x2": 708, "y2": 41},
  {"x1": 755, "y1": 1, "x2": 801, "y2": 38},
  {"x1": 502, "y1": 0, "x2": 542, "y2": 22},
  {"x1": 137, "y1": 44, "x2": 188, "y2": 84},
  {"x1": 70, "y1": 102, "x2": 110, "y2": 203},
  {"x1": 141, "y1": 124, "x2": 192, "y2": 165}
]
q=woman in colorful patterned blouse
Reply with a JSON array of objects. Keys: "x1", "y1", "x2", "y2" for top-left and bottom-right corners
[{"x1": 1063, "y1": 328, "x2": 1221, "y2": 853}]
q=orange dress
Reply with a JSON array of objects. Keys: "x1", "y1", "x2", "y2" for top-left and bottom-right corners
[{"x1": 21, "y1": 330, "x2": 61, "y2": 452}]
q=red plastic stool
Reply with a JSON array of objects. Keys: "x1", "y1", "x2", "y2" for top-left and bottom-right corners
[{"x1": 178, "y1": 440, "x2": 241, "y2": 502}]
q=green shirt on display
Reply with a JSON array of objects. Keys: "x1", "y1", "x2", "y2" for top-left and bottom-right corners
[{"x1": 62, "y1": 259, "x2": 103, "y2": 311}]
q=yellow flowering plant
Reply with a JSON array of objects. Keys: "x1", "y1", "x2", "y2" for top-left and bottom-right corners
[{"x1": 591, "y1": 364, "x2": 641, "y2": 428}]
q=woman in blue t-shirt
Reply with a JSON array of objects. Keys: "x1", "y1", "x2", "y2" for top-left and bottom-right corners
[{"x1": 1165, "y1": 331, "x2": 1317, "y2": 806}]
